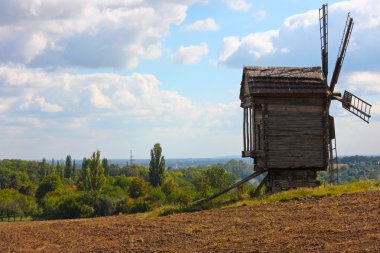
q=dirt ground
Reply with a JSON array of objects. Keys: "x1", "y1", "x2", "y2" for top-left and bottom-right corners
[{"x1": 0, "y1": 190, "x2": 379, "y2": 253}]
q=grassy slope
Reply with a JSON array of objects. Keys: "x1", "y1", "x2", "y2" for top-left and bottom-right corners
[
  {"x1": 141, "y1": 180, "x2": 380, "y2": 218},
  {"x1": 229, "y1": 180, "x2": 380, "y2": 207}
]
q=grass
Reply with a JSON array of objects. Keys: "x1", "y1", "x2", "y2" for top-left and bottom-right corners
[
  {"x1": 0, "y1": 216, "x2": 33, "y2": 222},
  {"x1": 228, "y1": 180, "x2": 380, "y2": 208},
  {"x1": 147, "y1": 180, "x2": 380, "y2": 218}
]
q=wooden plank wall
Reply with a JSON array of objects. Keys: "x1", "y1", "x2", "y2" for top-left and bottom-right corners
[
  {"x1": 266, "y1": 169, "x2": 320, "y2": 192},
  {"x1": 255, "y1": 97, "x2": 328, "y2": 170}
]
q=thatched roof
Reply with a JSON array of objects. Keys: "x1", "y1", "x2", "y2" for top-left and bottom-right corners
[
  {"x1": 243, "y1": 66, "x2": 323, "y2": 80},
  {"x1": 240, "y1": 66, "x2": 327, "y2": 100}
]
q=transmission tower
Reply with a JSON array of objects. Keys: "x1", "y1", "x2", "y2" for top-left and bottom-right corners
[{"x1": 130, "y1": 150, "x2": 134, "y2": 165}]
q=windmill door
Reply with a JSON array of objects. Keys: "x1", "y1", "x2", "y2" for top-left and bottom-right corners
[
  {"x1": 254, "y1": 105, "x2": 264, "y2": 151},
  {"x1": 253, "y1": 104, "x2": 266, "y2": 170}
]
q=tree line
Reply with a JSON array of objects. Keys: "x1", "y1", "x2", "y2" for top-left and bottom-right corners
[
  {"x1": 0, "y1": 143, "x2": 252, "y2": 221},
  {"x1": 2, "y1": 146, "x2": 377, "y2": 221},
  {"x1": 319, "y1": 155, "x2": 380, "y2": 183}
]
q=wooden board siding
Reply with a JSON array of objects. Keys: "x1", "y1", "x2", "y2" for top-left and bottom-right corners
[
  {"x1": 260, "y1": 97, "x2": 328, "y2": 170},
  {"x1": 266, "y1": 169, "x2": 320, "y2": 192}
]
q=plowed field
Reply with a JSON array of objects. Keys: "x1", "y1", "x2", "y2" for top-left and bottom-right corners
[{"x1": 1, "y1": 190, "x2": 379, "y2": 253}]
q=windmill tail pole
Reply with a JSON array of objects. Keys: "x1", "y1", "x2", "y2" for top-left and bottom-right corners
[{"x1": 191, "y1": 170, "x2": 265, "y2": 205}]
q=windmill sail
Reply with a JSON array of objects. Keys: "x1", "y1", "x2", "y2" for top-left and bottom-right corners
[
  {"x1": 342, "y1": 91, "x2": 372, "y2": 123},
  {"x1": 319, "y1": 4, "x2": 328, "y2": 78},
  {"x1": 330, "y1": 14, "x2": 354, "y2": 93}
]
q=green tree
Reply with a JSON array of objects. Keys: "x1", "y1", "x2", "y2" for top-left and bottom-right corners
[
  {"x1": 65, "y1": 155, "x2": 72, "y2": 179},
  {"x1": 128, "y1": 177, "x2": 148, "y2": 199},
  {"x1": 41, "y1": 189, "x2": 81, "y2": 219},
  {"x1": 204, "y1": 166, "x2": 235, "y2": 191},
  {"x1": 114, "y1": 175, "x2": 130, "y2": 189},
  {"x1": 161, "y1": 179, "x2": 176, "y2": 196},
  {"x1": 0, "y1": 168, "x2": 30, "y2": 190},
  {"x1": 19, "y1": 182, "x2": 36, "y2": 196},
  {"x1": 71, "y1": 160, "x2": 77, "y2": 180},
  {"x1": 118, "y1": 164, "x2": 149, "y2": 180},
  {"x1": 80, "y1": 158, "x2": 88, "y2": 181},
  {"x1": 102, "y1": 158, "x2": 109, "y2": 177},
  {"x1": 149, "y1": 143, "x2": 166, "y2": 187},
  {"x1": 36, "y1": 174, "x2": 62, "y2": 200},
  {"x1": 83, "y1": 150, "x2": 106, "y2": 191},
  {"x1": 0, "y1": 189, "x2": 39, "y2": 221},
  {"x1": 40, "y1": 158, "x2": 48, "y2": 178}
]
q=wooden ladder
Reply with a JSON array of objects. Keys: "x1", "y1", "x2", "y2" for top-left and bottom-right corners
[{"x1": 329, "y1": 138, "x2": 339, "y2": 184}]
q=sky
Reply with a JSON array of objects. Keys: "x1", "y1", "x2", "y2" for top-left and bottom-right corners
[{"x1": 0, "y1": 0, "x2": 379, "y2": 160}]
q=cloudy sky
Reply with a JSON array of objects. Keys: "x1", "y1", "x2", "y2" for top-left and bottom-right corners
[{"x1": 0, "y1": 0, "x2": 379, "y2": 160}]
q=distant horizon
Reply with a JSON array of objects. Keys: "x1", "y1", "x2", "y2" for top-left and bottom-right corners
[{"x1": 1, "y1": 154, "x2": 379, "y2": 162}]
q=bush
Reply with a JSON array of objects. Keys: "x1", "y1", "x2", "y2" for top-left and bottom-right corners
[
  {"x1": 130, "y1": 197, "x2": 151, "y2": 213},
  {"x1": 93, "y1": 194, "x2": 118, "y2": 216},
  {"x1": 19, "y1": 182, "x2": 36, "y2": 196},
  {"x1": 148, "y1": 187, "x2": 166, "y2": 204},
  {"x1": 41, "y1": 189, "x2": 81, "y2": 219},
  {"x1": 114, "y1": 175, "x2": 130, "y2": 189},
  {"x1": 36, "y1": 174, "x2": 62, "y2": 200},
  {"x1": 116, "y1": 196, "x2": 133, "y2": 214},
  {"x1": 79, "y1": 191, "x2": 119, "y2": 217},
  {"x1": 168, "y1": 189, "x2": 194, "y2": 205},
  {"x1": 161, "y1": 180, "x2": 176, "y2": 196},
  {"x1": 56, "y1": 194, "x2": 82, "y2": 219},
  {"x1": 80, "y1": 204, "x2": 95, "y2": 218},
  {"x1": 0, "y1": 189, "x2": 39, "y2": 221},
  {"x1": 128, "y1": 177, "x2": 148, "y2": 199},
  {"x1": 204, "y1": 166, "x2": 235, "y2": 191}
]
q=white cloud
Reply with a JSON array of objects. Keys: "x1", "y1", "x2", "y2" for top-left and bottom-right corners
[
  {"x1": 0, "y1": 65, "x2": 53, "y2": 87},
  {"x1": 224, "y1": 0, "x2": 251, "y2": 11},
  {"x1": 0, "y1": 98, "x2": 15, "y2": 113},
  {"x1": 346, "y1": 72, "x2": 380, "y2": 94},
  {"x1": 335, "y1": 116, "x2": 380, "y2": 155},
  {"x1": 0, "y1": 65, "x2": 238, "y2": 128},
  {"x1": 19, "y1": 95, "x2": 63, "y2": 113},
  {"x1": 0, "y1": 66, "x2": 241, "y2": 159},
  {"x1": 34, "y1": 96, "x2": 63, "y2": 112},
  {"x1": 67, "y1": 117, "x2": 87, "y2": 129},
  {"x1": 89, "y1": 85, "x2": 113, "y2": 109},
  {"x1": 283, "y1": 9, "x2": 318, "y2": 30},
  {"x1": 252, "y1": 10, "x2": 267, "y2": 21},
  {"x1": 23, "y1": 32, "x2": 49, "y2": 63},
  {"x1": 0, "y1": 0, "x2": 206, "y2": 69},
  {"x1": 372, "y1": 102, "x2": 380, "y2": 116},
  {"x1": 216, "y1": 0, "x2": 380, "y2": 69},
  {"x1": 186, "y1": 18, "x2": 219, "y2": 31},
  {"x1": 15, "y1": 115, "x2": 45, "y2": 128},
  {"x1": 218, "y1": 37, "x2": 241, "y2": 63},
  {"x1": 217, "y1": 30, "x2": 280, "y2": 67},
  {"x1": 331, "y1": 0, "x2": 380, "y2": 29},
  {"x1": 171, "y1": 43, "x2": 209, "y2": 64},
  {"x1": 281, "y1": 0, "x2": 380, "y2": 32}
]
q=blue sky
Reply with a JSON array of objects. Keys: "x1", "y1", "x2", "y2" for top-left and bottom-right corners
[{"x1": 0, "y1": 0, "x2": 379, "y2": 160}]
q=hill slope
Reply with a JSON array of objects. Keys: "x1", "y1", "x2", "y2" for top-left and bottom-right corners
[{"x1": 0, "y1": 190, "x2": 379, "y2": 253}]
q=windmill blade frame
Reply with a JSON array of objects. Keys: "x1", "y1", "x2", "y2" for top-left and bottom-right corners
[
  {"x1": 319, "y1": 4, "x2": 328, "y2": 79},
  {"x1": 330, "y1": 13, "x2": 354, "y2": 93},
  {"x1": 341, "y1": 91, "x2": 372, "y2": 123}
]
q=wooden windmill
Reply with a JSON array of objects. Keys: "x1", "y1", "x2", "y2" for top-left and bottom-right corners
[
  {"x1": 193, "y1": 4, "x2": 372, "y2": 204},
  {"x1": 238, "y1": 4, "x2": 372, "y2": 192},
  {"x1": 318, "y1": 4, "x2": 371, "y2": 184}
]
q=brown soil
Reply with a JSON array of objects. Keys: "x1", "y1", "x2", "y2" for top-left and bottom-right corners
[{"x1": 0, "y1": 190, "x2": 379, "y2": 253}]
